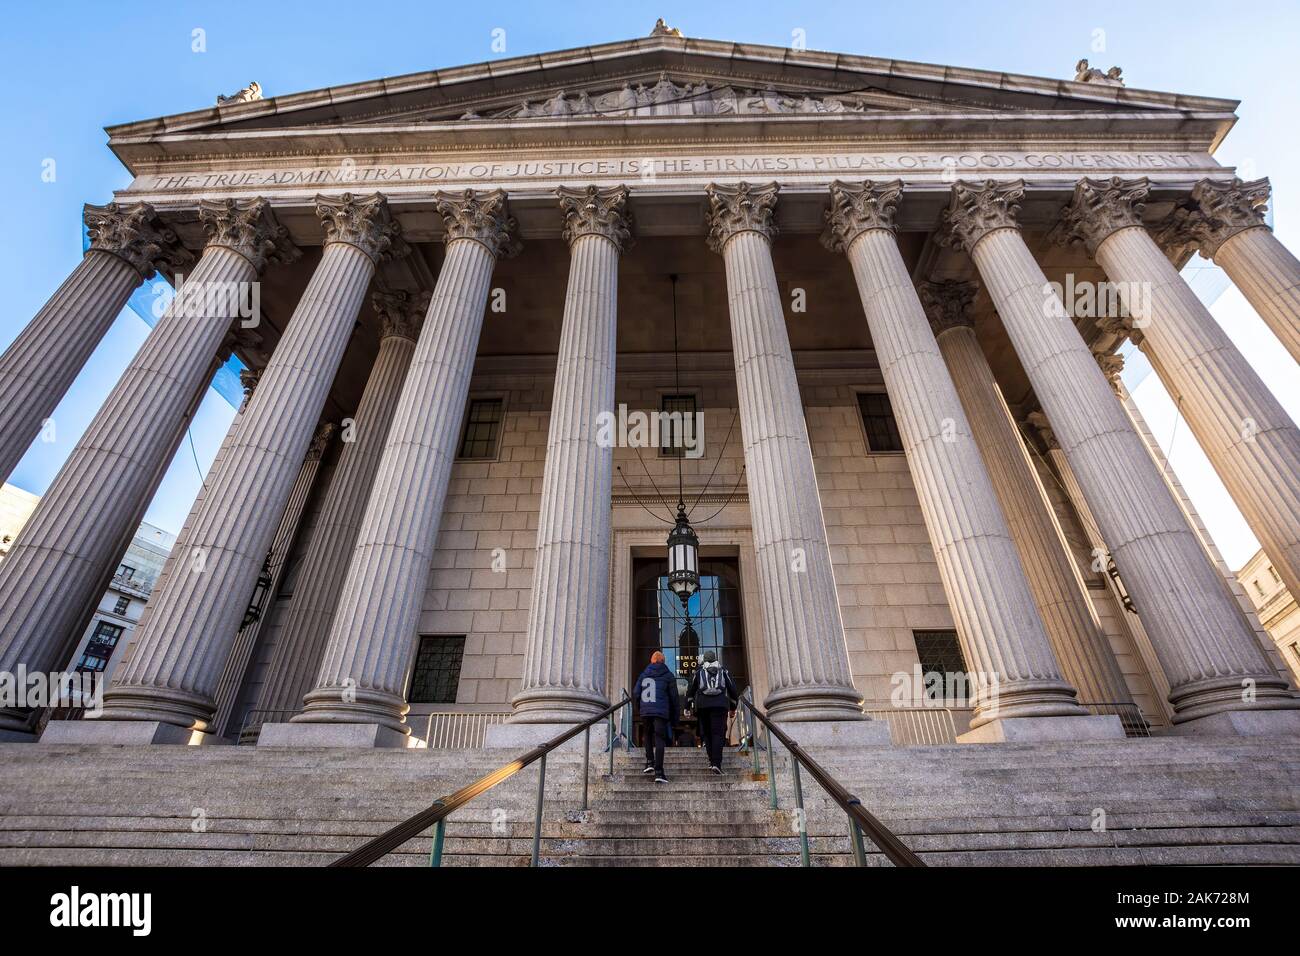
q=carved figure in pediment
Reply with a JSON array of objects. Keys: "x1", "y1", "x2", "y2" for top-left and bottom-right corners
[
  {"x1": 1074, "y1": 58, "x2": 1125, "y2": 86},
  {"x1": 541, "y1": 90, "x2": 571, "y2": 116},
  {"x1": 217, "y1": 81, "x2": 262, "y2": 105}
]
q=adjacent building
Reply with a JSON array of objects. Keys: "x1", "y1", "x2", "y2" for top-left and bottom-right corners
[{"x1": 1239, "y1": 547, "x2": 1300, "y2": 684}]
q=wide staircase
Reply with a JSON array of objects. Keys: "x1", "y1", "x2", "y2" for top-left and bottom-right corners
[{"x1": 2, "y1": 730, "x2": 1299, "y2": 866}]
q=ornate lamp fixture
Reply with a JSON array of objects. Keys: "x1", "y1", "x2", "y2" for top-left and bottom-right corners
[{"x1": 666, "y1": 503, "x2": 700, "y2": 614}]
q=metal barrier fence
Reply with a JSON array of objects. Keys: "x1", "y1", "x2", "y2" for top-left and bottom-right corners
[
  {"x1": 865, "y1": 707, "x2": 967, "y2": 745},
  {"x1": 423, "y1": 711, "x2": 510, "y2": 749}
]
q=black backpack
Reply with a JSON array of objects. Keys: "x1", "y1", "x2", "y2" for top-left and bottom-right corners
[{"x1": 699, "y1": 664, "x2": 726, "y2": 697}]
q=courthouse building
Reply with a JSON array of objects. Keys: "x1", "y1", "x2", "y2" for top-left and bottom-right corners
[{"x1": 3, "y1": 20, "x2": 1300, "y2": 762}]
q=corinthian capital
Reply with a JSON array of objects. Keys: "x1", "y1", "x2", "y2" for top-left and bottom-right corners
[
  {"x1": 916, "y1": 280, "x2": 978, "y2": 337},
  {"x1": 1093, "y1": 348, "x2": 1125, "y2": 392},
  {"x1": 83, "y1": 201, "x2": 194, "y2": 279},
  {"x1": 1154, "y1": 177, "x2": 1271, "y2": 259},
  {"x1": 937, "y1": 180, "x2": 1025, "y2": 254},
  {"x1": 434, "y1": 189, "x2": 522, "y2": 258},
  {"x1": 315, "y1": 192, "x2": 408, "y2": 264},
  {"x1": 705, "y1": 182, "x2": 779, "y2": 252},
  {"x1": 372, "y1": 289, "x2": 430, "y2": 342},
  {"x1": 199, "y1": 197, "x2": 300, "y2": 273},
  {"x1": 557, "y1": 185, "x2": 634, "y2": 252},
  {"x1": 821, "y1": 180, "x2": 903, "y2": 253},
  {"x1": 1053, "y1": 177, "x2": 1150, "y2": 255},
  {"x1": 1024, "y1": 410, "x2": 1059, "y2": 451},
  {"x1": 308, "y1": 421, "x2": 337, "y2": 461}
]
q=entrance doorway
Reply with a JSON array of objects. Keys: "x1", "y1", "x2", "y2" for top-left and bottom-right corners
[{"x1": 631, "y1": 556, "x2": 749, "y2": 747}]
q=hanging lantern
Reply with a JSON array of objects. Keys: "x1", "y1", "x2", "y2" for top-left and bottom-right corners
[{"x1": 666, "y1": 504, "x2": 700, "y2": 610}]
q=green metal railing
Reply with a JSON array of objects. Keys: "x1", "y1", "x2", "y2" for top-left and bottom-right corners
[
  {"x1": 331, "y1": 690, "x2": 632, "y2": 868},
  {"x1": 737, "y1": 688, "x2": 925, "y2": 868}
]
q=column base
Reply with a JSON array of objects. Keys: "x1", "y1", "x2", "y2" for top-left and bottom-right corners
[
  {"x1": 482, "y1": 721, "x2": 610, "y2": 752},
  {"x1": 772, "y1": 719, "x2": 892, "y2": 748},
  {"x1": 1167, "y1": 708, "x2": 1300, "y2": 738},
  {"x1": 257, "y1": 721, "x2": 418, "y2": 749},
  {"x1": 957, "y1": 714, "x2": 1125, "y2": 744},
  {"x1": 39, "y1": 719, "x2": 215, "y2": 746}
]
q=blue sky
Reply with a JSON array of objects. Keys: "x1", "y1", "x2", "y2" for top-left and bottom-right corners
[{"x1": 1, "y1": 0, "x2": 1297, "y2": 563}]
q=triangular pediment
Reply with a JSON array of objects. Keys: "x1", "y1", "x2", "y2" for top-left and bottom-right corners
[{"x1": 108, "y1": 32, "x2": 1238, "y2": 147}]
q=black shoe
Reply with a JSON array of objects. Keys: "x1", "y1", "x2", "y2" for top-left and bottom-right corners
[
  {"x1": 710, "y1": 765, "x2": 723, "y2": 775},
  {"x1": 642, "y1": 765, "x2": 654, "y2": 774},
  {"x1": 655, "y1": 775, "x2": 669, "y2": 784}
]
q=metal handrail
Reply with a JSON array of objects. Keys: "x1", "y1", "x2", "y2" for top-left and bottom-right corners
[
  {"x1": 737, "y1": 688, "x2": 926, "y2": 868},
  {"x1": 331, "y1": 691, "x2": 632, "y2": 868}
]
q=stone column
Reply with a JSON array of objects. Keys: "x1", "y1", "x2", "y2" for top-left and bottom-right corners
[
  {"x1": 917, "y1": 277, "x2": 1133, "y2": 710},
  {"x1": 73, "y1": 193, "x2": 405, "y2": 743},
  {"x1": 270, "y1": 189, "x2": 519, "y2": 748},
  {"x1": 0, "y1": 200, "x2": 295, "y2": 737},
  {"x1": 0, "y1": 202, "x2": 191, "y2": 484},
  {"x1": 252, "y1": 291, "x2": 426, "y2": 726},
  {"x1": 941, "y1": 179, "x2": 1299, "y2": 735},
  {"x1": 704, "y1": 182, "x2": 876, "y2": 736},
  {"x1": 1057, "y1": 176, "x2": 1300, "y2": 612},
  {"x1": 506, "y1": 185, "x2": 632, "y2": 729},
  {"x1": 1158, "y1": 177, "x2": 1300, "y2": 363},
  {"x1": 822, "y1": 181, "x2": 1101, "y2": 741},
  {"x1": 211, "y1": 419, "x2": 336, "y2": 737}
]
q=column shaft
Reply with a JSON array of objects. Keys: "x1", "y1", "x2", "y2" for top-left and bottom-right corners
[
  {"x1": 99, "y1": 237, "x2": 381, "y2": 730},
  {"x1": 1214, "y1": 227, "x2": 1300, "y2": 363},
  {"x1": 1094, "y1": 226, "x2": 1300, "y2": 605},
  {"x1": 0, "y1": 247, "x2": 256, "y2": 733},
  {"x1": 294, "y1": 194, "x2": 515, "y2": 737},
  {"x1": 707, "y1": 183, "x2": 863, "y2": 722},
  {"x1": 933, "y1": 318, "x2": 1131, "y2": 707},
  {"x1": 830, "y1": 216, "x2": 1081, "y2": 724},
  {"x1": 962, "y1": 216, "x2": 1295, "y2": 722},
  {"x1": 254, "y1": 318, "x2": 419, "y2": 723},
  {"x1": 512, "y1": 198, "x2": 626, "y2": 723}
]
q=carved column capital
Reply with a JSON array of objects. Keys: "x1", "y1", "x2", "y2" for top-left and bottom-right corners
[
  {"x1": 1024, "y1": 410, "x2": 1059, "y2": 451},
  {"x1": 916, "y1": 279, "x2": 978, "y2": 337},
  {"x1": 557, "y1": 185, "x2": 633, "y2": 252},
  {"x1": 315, "y1": 192, "x2": 408, "y2": 263},
  {"x1": 307, "y1": 421, "x2": 337, "y2": 461},
  {"x1": 434, "y1": 188, "x2": 522, "y2": 258},
  {"x1": 372, "y1": 289, "x2": 430, "y2": 342},
  {"x1": 198, "y1": 197, "x2": 300, "y2": 273},
  {"x1": 238, "y1": 367, "x2": 262, "y2": 410},
  {"x1": 1155, "y1": 177, "x2": 1271, "y2": 259},
  {"x1": 1093, "y1": 348, "x2": 1125, "y2": 393},
  {"x1": 937, "y1": 180, "x2": 1025, "y2": 254},
  {"x1": 705, "y1": 181, "x2": 779, "y2": 252},
  {"x1": 821, "y1": 180, "x2": 903, "y2": 252},
  {"x1": 83, "y1": 201, "x2": 194, "y2": 279},
  {"x1": 1053, "y1": 176, "x2": 1150, "y2": 255}
]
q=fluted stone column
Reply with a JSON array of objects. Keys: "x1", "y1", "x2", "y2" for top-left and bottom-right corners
[
  {"x1": 1159, "y1": 177, "x2": 1300, "y2": 363},
  {"x1": 252, "y1": 291, "x2": 426, "y2": 727},
  {"x1": 917, "y1": 277, "x2": 1133, "y2": 710},
  {"x1": 1058, "y1": 176, "x2": 1300, "y2": 613},
  {"x1": 822, "y1": 181, "x2": 1102, "y2": 741},
  {"x1": 211, "y1": 419, "x2": 336, "y2": 737},
  {"x1": 703, "y1": 182, "x2": 875, "y2": 737},
  {"x1": 942, "y1": 179, "x2": 1299, "y2": 735},
  {"x1": 0, "y1": 202, "x2": 192, "y2": 484},
  {"x1": 0, "y1": 200, "x2": 296, "y2": 737},
  {"x1": 268, "y1": 189, "x2": 519, "y2": 748},
  {"x1": 67, "y1": 193, "x2": 405, "y2": 743}
]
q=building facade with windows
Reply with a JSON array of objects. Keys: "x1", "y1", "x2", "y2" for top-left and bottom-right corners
[
  {"x1": 1238, "y1": 547, "x2": 1300, "y2": 685},
  {"x1": 2, "y1": 23, "x2": 1300, "y2": 754}
]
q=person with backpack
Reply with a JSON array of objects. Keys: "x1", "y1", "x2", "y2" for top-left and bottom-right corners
[
  {"x1": 632, "y1": 650, "x2": 679, "y2": 783},
  {"x1": 686, "y1": 650, "x2": 738, "y2": 774}
]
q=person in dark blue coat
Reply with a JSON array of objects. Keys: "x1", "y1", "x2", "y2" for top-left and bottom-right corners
[{"x1": 632, "y1": 650, "x2": 679, "y2": 782}]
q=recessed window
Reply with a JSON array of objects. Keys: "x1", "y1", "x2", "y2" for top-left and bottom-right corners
[
  {"x1": 77, "y1": 621, "x2": 124, "y2": 673},
  {"x1": 659, "y1": 393, "x2": 697, "y2": 458},
  {"x1": 457, "y1": 398, "x2": 503, "y2": 460},
  {"x1": 113, "y1": 596, "x2": 130, "y2": 615},
  {"x1": 857, "y1": 392, "x2": 903, "y2": 453},
  {"x1": 117, "y1": 564, "x2": 136, "y2": 582},
  {"x1": 408, "y1": 636, "x2": 466, "y2": 704},
  {"x1": 912, "y1": 629, "x2": 969, "y2": 703}
]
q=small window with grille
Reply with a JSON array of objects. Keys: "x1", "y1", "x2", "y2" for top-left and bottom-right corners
[
  {"x1": 408, "y1": 636, "x2": 466, "y2": 704},
  {"x1": 912, "y1": 629, "x2": 970, "y2": 703},
  {"x1": 857, "y1": 391, "x2": 903, "y2": 453},
  {"x1": 457, "y1": 398, "x2": 504, "y2": 460},
  {"x1": 113, "y1": 595, "x2": 130, "y2": 615},
  {"x1": 659, "y1": 393, "x2": 697, "y2": 458},
  {"x1": 77, "y1": 621, "x2": 124, "y2": 673}
]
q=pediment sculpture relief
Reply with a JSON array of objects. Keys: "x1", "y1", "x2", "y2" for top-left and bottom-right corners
[{"x1": 456, "y1": 73, "x2": 906, "y2": 120}]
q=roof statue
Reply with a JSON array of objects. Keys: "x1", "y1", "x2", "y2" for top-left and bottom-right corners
[
  {"x1": 1073, "y1": 59, "x2": 1125, "y2": 86},
  {"x1": 650, "y1": 18, "x2": 683, "y2": 37},
  {"x1": 217, "y1": 81, "x2": 263, "y2": 106}
]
